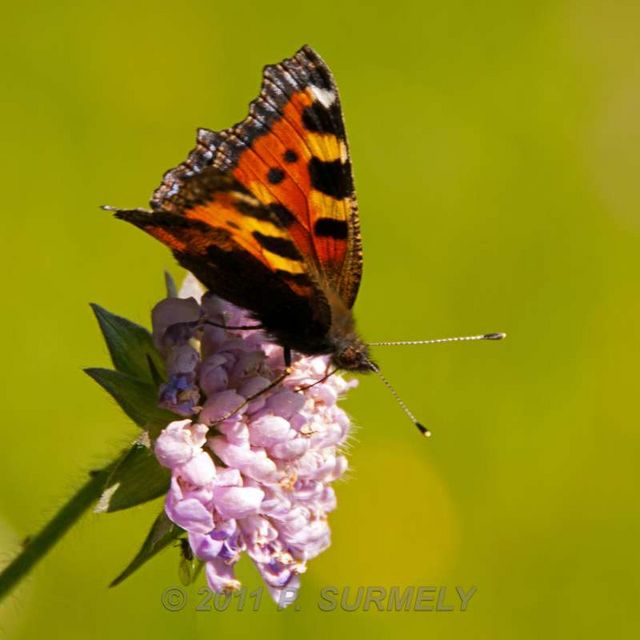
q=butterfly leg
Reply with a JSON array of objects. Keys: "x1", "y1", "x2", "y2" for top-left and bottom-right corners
[
  {"x1": 294, "y1": 366, "x2": 338, "y2": 392},
  {"x1": 203, "y1": 320, "x2": 264, "y2": 330}
]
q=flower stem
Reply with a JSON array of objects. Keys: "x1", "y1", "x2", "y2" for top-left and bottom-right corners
[{"x1": 0, "y1": 459, "x2": 118, "y2": 601}]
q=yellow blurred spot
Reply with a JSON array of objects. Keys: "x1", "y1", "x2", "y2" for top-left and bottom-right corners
[{"x1": 312, "y1": 440, "x2": 459, "y2": 586}]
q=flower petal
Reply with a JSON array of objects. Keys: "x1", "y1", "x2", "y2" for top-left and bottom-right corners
[
  {"x1": 179, "y1": 451, "x2": 216, "y2": 486},
  {"x1": 212, "y1": 486, "x2": 264, "y2": 519},
  {"x1": 205, "y1": 558, "x2": 241, "y2": 593},
  {"x1": 154, "y1": 419, "x2": 199, "y2": 468},
  {"x1": 249, "y1": 415, "x2": 292, "y2": 448},
  {"x1": 200, "y1": 390, "x2": 246, "y2": 424},
  {"x1": 188, "y1": 531, "x2": 224, "y2": 561},
  {"x1": 166, "y1": 497, "x2": 213, "y2": 534}
]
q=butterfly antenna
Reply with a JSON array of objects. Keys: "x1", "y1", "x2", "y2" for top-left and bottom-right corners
[
  {"x1": 369, "y1": 364, "x2": 431, "y2": 438},
  {"x1": 369, "y1": 332, "x2": 506, "y2": 347}
]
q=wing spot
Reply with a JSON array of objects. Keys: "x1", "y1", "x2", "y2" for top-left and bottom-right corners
[
  {"x1": 252, "y1": 231, "x2": 301, "y2": 260},
  {"x1": 314, "y1": 218, "x2": 349, "y2": 240},
  {"x1": 267, "y1": 168, "x2": 285, "y2": 184},
  {"x1": 234, "y1": 200, "x2": 280, "y2": 225},
  {"x1": 283, "y1": 149, "x2": 298, "y2": 163},
  {"x1": 302, "y1": 102, "x2": 345, "y2": 138},
  {"x1": 308, "y1": 157, "x2": 353, "y2": 200},
  {"x1": 268, "y1": 203, "x2": 296, "y2": 227},
  {"x1": 310, "y1": 85, "x2": 336, "y2": 108}
]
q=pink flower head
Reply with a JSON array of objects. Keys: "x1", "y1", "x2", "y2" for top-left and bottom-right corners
[{"x1": 152, "y1": 275, "x2": 356, "y2": 603}]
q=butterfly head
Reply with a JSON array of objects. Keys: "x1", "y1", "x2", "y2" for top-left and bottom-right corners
[{"x1": 331, "y1": 338, "x2": 377, "y2": 373}]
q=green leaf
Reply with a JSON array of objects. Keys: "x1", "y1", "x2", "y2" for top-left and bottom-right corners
[
  {"x1": 164, "y1": 271, "x2": 178, "y2": 298},
  {"x1": 90, "y1": 304, "x2": 166, "y2": 383},
  {"x1": 84, "y1": 367, "x2": 178, "y2": 431},
  {"x1": 146, "y1": 354, "x2": 164, "y2": 388},
  {"x1": 95, "y1": 441, "x2": 170, "y2": 513},
  {"x1": 110, "y1": 511, "x2": 182, "y2": 587}
]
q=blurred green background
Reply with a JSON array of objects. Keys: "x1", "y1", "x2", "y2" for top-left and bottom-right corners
[{"x1": 1, "y1": 0, "x2": 639, "y2": 637}]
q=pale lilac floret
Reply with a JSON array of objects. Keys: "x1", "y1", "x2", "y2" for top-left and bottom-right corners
[{"x1": 151, "y1": 275, "x2": 356, "y2": 603}]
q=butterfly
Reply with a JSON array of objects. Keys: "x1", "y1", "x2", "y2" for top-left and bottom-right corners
[{"x1": 113, "y1": 45, "x2": 375, "y2": 375}]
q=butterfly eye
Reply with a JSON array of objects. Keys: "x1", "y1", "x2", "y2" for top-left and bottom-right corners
[{"x1": 331, "y1": 342, "x2": 375, "y2": 373}]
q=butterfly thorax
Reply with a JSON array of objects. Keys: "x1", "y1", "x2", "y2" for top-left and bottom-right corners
[{"x1": 263, "y1": 293, "x2": 374, "y2": 372}]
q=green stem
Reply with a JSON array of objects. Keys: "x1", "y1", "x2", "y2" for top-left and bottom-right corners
[{"x1": 0, "y1": 459, "x2": 118, "y2": 601}]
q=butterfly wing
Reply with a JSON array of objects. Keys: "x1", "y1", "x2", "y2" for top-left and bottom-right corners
[
  {"x1": 154, "y1": 45, "x2": 363, "y2": 309},
  {"x1": 114, "y1": 46, "x2": 362, "y2": 354}
]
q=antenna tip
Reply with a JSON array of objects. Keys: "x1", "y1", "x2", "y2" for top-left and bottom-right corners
[
  {"x1": 483, "y1": 332, "x2": 507, "y2": 340},
  {"x1": 416, "y1": 422, "x2": 432, "y2": 438}
]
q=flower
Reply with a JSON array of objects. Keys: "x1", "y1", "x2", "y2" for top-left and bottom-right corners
[{"x1": 152, "y1": 275, "x2": 356, "y2": 603}]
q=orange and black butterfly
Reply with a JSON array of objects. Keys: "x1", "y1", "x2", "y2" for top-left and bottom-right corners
[
  {"x1": 114, "y1": 45, "x2": 372, "y2": 372},
  {"x1": 111, "y1": 46, "x2": 504, "y2": 435}
]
